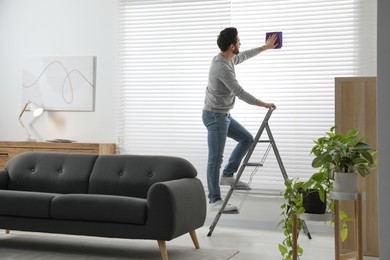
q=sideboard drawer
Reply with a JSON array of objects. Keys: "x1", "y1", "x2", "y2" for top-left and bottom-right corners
[
  {"x1": 0, "y1": 152, "x2": 10, "y2": 169},
  {"x1": 0, "y1": 148, "x2": 32, "y2": 169}
]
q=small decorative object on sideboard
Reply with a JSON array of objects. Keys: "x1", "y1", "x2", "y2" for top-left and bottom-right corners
[{"x1": 47, "y1": 139, "x2": 76, "y2": 143}]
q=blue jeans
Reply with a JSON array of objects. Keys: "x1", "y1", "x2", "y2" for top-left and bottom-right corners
[{"x1": 202, "y1": 110, "x2": 254, "y2": 203}]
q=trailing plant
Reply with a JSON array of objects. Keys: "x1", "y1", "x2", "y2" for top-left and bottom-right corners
[
  {"x1": 278, "y1": 178, "x2": 307, "y2": 260},
  {"x1": 278, "y1": 175, "x2": 347, "y2": 260}
]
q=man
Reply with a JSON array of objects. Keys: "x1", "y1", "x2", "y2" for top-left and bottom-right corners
[{"x1": 202, "y1": 27, "x2": 278, "y2": 212}]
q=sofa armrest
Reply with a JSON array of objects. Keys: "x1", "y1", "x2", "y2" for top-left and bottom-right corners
[
  {"x1": 0, "y1": 170, "x2": 9, "y2": 190},
  {"x1": 145, "y1": 178, "x2": 206, "y2": 240}
]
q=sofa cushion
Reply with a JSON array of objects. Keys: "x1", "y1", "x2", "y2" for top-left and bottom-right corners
[
  {"x1": 51, "y1": 194, "x2": 147, "y2": 225},
  {"x1": 88, "y1": 155, "x2": 197, "y2": 198},
  {"x1": 5, "y1": 152, "x2": 98, "y2": 194},
  {"x1": 0, "y1": 190, "x2": 57, "y2": 218}
]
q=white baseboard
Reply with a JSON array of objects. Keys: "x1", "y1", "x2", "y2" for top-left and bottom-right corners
[
  {"x1": 204, "y1": 194, "x2": 334, "y2": 234},
  {"x1": 204, "y1": 215, "x2": 333, "y2": 234}
]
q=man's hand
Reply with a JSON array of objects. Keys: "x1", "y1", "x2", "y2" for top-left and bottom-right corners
[
  {"x1": 255, "y1": 99, "x2": 277, "y2": 109},
  {"x1": 265, "y1": 102, "x2": 277, "y2": 109},
  {"x1": 260, "y1": 33, "x2": 278, "y2": 51}
]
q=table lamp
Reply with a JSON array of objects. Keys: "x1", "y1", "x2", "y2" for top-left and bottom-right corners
[{"x1": 19, "y1": 100, "x2": 44, "y2": 141}]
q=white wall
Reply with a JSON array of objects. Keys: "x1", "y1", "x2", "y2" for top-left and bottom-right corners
[
  {"x1": 0, "y1": 0, "x2": 118, "y2": 143},
  {"x1": 377, "y1": 0, "x2": 390, "y2": 258}
]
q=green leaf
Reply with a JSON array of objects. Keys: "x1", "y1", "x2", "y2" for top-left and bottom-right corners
[
  {"x1": 293, "y1": 181, "x2": 304, "y2": 190},
  {"x1": 312, "y1": 153, "x2": 332, "y2": 168},
  {"x1": 341, "y1": 226, "x2": 348, "y2": 241},
  {"x1": 361, "y1": 150, "x2": 374, "y2": 165},
  {"x1": 285, "y1": 178, "x2": 292, "y2": 186},
  {"x1": 311, "y1": 172, "x2": 323, "y2": 182},
  {"x1": 346, "y1": 129, "x2": 359, "y2": 138},
  {"x1": 302, "y1": 180, "x2": 313, "y2": 190},
  {"x1": 355, "y1": 141, "x2": 371, "y2": 150},
  {"x1": 278, "y1": 244, "x2": 287, "y2": 255},
  {"x1": 319, "y1": 190, "x2": 325, "y2": 202},
  {"x1": 277, "y1": 219, "x2": 284, "y2": 227},
  {"x1": 339, "y1": 210, "x2": 352, "y2": 221}
]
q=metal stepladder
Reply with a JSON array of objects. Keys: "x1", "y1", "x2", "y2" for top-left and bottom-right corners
[{"x1": 207, "y1": 108, "x2": 311, "y2": 238}]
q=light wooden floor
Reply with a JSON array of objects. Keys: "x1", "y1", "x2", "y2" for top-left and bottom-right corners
[{"x1": 170, "y1": 224, "x2": 380, "y2": 260}]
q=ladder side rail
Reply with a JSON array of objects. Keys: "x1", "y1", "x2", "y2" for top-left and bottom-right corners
[
  {"x1": 241, "y1": 123, "x2": 266, "y2": 165},
  {"x1": 265, "y1": 124, "x2": 288, "y2": 180},
  {"x1": 207, "y1": 199, "x2": 224, "y2": 235},
  {"x1": 232, "y1": 108, "x2": 273, "y2": 184},
  {"x1": 241, "y1": 108, "x2": 274, "y2": 167},
  {"x1": 265, "y1": 125, "x2": 312, "y2": 238},
  {"x1": 263, "y1": 107, "x2": 275, "y2": 124},
  {"x1": 252, "y1": 108, "x2": 274, "y2": 143}
]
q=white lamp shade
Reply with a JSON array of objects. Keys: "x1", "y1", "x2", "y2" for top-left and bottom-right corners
[{"x1": 29, "y1": 102, "x2": 44, "y2": 117}]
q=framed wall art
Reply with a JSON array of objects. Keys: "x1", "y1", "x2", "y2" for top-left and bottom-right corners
[{"x1": 22, "y1": 56, "x2": 96, "y2": 111}]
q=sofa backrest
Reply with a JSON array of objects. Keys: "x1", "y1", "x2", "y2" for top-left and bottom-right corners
[
  {"x1": 5, "y1": 152, "x2": 98, "y2": 194},
  {"x1": 88, "y1": 155, "x2": 197, "y2": 198}
]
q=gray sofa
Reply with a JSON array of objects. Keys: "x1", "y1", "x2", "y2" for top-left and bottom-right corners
[{"x1": 0, "y1": 152, "x2": 206, "y2": 260}]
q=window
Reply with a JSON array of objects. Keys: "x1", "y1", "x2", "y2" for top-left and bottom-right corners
[{"x1": 118, "y1": 0, "x2": 377, "y2": 194}]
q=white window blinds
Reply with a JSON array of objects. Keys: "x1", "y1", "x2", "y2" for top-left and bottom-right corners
[{"x1": 118, "y1": 0, "x2": 377, "y2": 194}]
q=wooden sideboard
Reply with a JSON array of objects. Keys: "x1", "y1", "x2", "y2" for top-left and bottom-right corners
[{"x1": 0, "y1": 141, "x2": 116, "y2": 169}]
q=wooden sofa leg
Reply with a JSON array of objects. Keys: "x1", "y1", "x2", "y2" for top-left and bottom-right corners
[
  {"x1": 189, "y1": 230, "x2": 200, "y2": 249},
  {"x1": 157, "y1": 240, "x2": 168, "y2": 260},
  {"x1": 5, "y1": 230, "x2": 10, "y2": 234}
]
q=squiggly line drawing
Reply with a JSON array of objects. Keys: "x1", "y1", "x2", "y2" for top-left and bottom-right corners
[{"x1": 23, "y1": 60, "x2": 94, "y2": 104}]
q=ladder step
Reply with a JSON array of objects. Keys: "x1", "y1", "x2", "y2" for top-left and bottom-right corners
[
  {"x1": 222, "y1": 210, "x2": 239, "y2": 214},
  {"x1": 245, "y1": 162, "x2": 264, "y2": 167},
  {"x1": 258, "y1": 140, "x2": 272, "y2": 143}
]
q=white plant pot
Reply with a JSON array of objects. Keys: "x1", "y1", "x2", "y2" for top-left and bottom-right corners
[{"x1": 333, "y1": 172, "x2": 359, "y2": 193}]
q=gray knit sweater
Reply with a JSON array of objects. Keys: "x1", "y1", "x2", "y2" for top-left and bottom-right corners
[{"x1": 203, "y1": 47, "x2": 261, "y2": 113}]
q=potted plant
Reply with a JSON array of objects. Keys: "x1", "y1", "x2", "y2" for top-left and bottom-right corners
[
  {"x1": 310, "y1": 126, "x2": 376, "y2": 241},
  {"x1": 311, "y1": 126, "x2": 376, "y2": 193}
]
